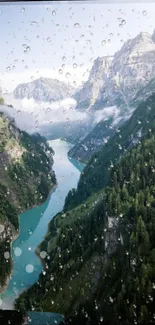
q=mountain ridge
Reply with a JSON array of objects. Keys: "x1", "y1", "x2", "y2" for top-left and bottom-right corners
[
  {"x1": 75, "y1": 30, "x2": 155, "y2": 111},
  {"x1": 14, "y1": 77, "x2": 75, "y2": 102}
]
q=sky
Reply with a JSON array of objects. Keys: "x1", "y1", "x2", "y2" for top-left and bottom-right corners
[{"x1": 0, "y1": 1, "x2": 155, "y2": 92}]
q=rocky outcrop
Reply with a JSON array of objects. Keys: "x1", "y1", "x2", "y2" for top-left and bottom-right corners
[{"x1": 75, "y1": 56, "x2": 113, "y2": 110}]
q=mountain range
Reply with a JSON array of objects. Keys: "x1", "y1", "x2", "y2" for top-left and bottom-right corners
[
  {"x1": 13, "y1": 77, "x2": 75, "y2": 102},
  {"x1": 2, "y1": 28, "x2": 155, "y2": 325},
  {"x1": 68, "y1": 30, "x2": 155, "y2": 161},
  {"x1": 10, "y1": 30, "x2": 155, "y2": 163},
  {"x1": 75, "y1": 30, "x2": 155, "y2": 111}
]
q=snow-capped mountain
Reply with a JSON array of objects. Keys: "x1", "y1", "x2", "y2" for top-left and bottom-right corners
[
  {"x1": 14, "y1": 77, "x2": 75, "y2": 102},
  {"x1": 75, "y1": 31, "x2": 155, "y2": 110}
]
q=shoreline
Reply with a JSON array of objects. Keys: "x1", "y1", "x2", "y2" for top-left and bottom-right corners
[
  {"x1": 0, "y1": 181, "x2": 57, "y2": 302},
  {"x1": 1, "y1": 140, "x2": 83, "y2": 308}
]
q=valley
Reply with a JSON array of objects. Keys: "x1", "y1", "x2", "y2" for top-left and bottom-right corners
[
  {"x1": 0, "y1": 140, "x2": 85, "y2": 313},
  {"x1": 1, "y1": 8, "x2": 155, "y2": 324}
]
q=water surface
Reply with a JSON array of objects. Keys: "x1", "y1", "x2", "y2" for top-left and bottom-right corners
[{"x1": 1, "y1": 139, "x2": 85, "y2": 311}]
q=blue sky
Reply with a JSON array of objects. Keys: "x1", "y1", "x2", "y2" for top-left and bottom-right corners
[{"x1": 1, "y1": 1, "x2": 155, "y2": 91}]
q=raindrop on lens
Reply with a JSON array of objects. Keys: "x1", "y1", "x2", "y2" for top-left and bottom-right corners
[
  {"x1": 74, "y1": 23, "x2": 80, "y2": 28},
  {"x1": 26, "y1": 264, "x2": 34, "y2": 273},
  {"x1": 4, "y1": 251, "x2": 10, "y2": 259},
  {"x1": 6, "y1": 66, "x2": 11, "y2": 72},
  {"x1": 101, "y1": 40, "x2": 106, "y2": 46},
  {"x1": 142, "y1": 10, "x2": 147, "y2": 16}
]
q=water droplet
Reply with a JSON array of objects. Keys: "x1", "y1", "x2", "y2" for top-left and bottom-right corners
[
  {"x1": 74, "y1": 23, "x2": 80, "y2": 28},
  {"x1": 73, "y1": 63, "x2": 77, "y2": 69},
  {"x1": 66, "y1": 72, "x2": 71, "y2": 78},
  {"x1": 47, "y1": 37, "x2": 51, "y2": 43},
  {"x1": 31, "y1": 21, "x2": 37, "y2": 26},
  {"x1": 40, "y1": 251, "x2": 47, "y2": 259},
  {"x1": 4, "y1": 251, "x2": 10, "y2": 259},
  {"x1": 26, "y1": 264, "x2": 34, "y2": 273},
  {"x1": 142, "y1": 10, "x2": 147, "y2": 16},
  {"x1": 0, "y1": 225, "x2": 4, "y2": 233},
  {"x1": 26, "y1": 45, "x2": 31, "y2": 52},
  {"x1": 14, "y1": 59, "x2": 18, "y2": 64},
  {"x1": 59, "y1": 69, "x2": 63, "y2": 74},
  {"x1": 14, "y1": 247, "x2": 22, "y2": 257},
  {"x1": 21, "y1": 7, "x2": 25, "y2": 13},
  {"x1": 52, "y1": 10, "x2": 56, "y2": 16},
  {"x1": 62, "y1": 56, "x2": 66, "y2": 62},
  {"x1": 121, "y1": 19, "x2": 126, "y2": 26},
  {"x1": 6, "y1": 66, "x2": 11, "y2": 72},
  {"x1": 101, "y1": 40, "x2": 106, "y2": 46},
  {"x1": 25, "y1": 66, "x2": 28, "y2": 70}
]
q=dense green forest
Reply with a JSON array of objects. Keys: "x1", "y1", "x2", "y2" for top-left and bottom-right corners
[
  {"x1": 64, "y1": 92, "x2": 155, "y2": 211},
  {"x1": 0, "y1": 113, "x2": 56, "y2": 289},
  {"x1": 16, "y1": 104, "x2": 155, "y2": 324}
]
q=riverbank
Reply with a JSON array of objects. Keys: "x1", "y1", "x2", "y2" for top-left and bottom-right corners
[
  {"x1": 0, "y1": 180, "x2": 56, "y2": 299},
  {"x1": 1, "y1": 140, "x2": 85, "y2": 309}
]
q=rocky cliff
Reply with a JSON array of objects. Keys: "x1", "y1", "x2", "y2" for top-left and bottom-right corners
[{"x1": 75, "y1": 31, "x2": 155, "y2": 111}]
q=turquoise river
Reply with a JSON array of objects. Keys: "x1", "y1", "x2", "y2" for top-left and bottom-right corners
[{"x1": 0, "y1": 139, "x2": 85, "y2": 316}]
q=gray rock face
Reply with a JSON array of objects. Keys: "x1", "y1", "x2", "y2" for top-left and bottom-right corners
[
  {"x1": 76, "y1": 31, "x2": 155, "y2": 110},
  {"x1": 75, "y1": 56, "x2": 113, "y2": 109},
  {"x1": 14, "y1": 77, "x2": 75, "y2": 102}
]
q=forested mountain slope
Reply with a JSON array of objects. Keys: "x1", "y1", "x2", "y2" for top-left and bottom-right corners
[
  {"x1": 16, "y1": 119, "x2": 155, "y2": 325},
  {"x1": 0, "y1": 112, "x2": 56, "y2": 290},
  {"x1": 68, "y1": 117, "x2": 115, "y2": 163},
  {"x1": 68, "y1": 78, "x2": 155, "y2": 163},
  {"x1": 65, "y1": 92, "x2": 155, "y2": 210}
]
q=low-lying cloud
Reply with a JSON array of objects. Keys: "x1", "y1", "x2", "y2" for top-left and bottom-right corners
[
  {"x1": 1, "y1": 95, "x2": 89, "y2": 133},
  {"x1": 1, "y1": 93, "x2": 122, "y2": 140}
]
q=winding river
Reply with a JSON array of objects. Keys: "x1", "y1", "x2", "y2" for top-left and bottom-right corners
[{"x1": 1, "y1": 139, "x2": 85, "y2": 311}]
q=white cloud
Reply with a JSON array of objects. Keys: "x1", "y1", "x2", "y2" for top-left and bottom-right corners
[
  {"x1": 1, "y1": 95, "x2": 89, "y2": 134},
  {"x1": 94, "y1": 105, "x2": 120, "y2": 124}
]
